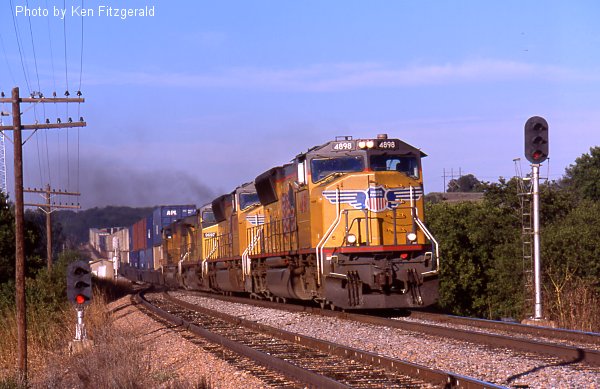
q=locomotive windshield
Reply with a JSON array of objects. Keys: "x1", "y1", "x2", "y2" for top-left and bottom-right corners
[
  {"x1": 370, "y1": 154, "x2": 419, "y2": 178},
  {"x1": 311, "y1": 156, "x2": 364, "y2": 183},
  {"x1": 239, "y1": 192, "x2": 260, "y2": 211},
  {"x1": 201, "y1": 209, "x2": 216, "y2": 228}
]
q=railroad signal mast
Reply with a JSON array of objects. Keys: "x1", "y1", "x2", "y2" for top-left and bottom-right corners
[
  {"x1": 67, "y1": 260, "x2": 93, "y2": 341},
  {"x1": 524, "y1": 116, "x2": 549, "y2": 320}
]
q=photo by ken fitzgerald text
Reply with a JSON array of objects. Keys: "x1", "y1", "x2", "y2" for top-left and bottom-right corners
[{"x1": 15, "y1": 5, "x2": 156, "y2": 20}]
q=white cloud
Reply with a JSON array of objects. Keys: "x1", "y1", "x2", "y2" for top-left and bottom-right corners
[{"x1": 83, "y1": 59, "x2": 597, "y2": 91}]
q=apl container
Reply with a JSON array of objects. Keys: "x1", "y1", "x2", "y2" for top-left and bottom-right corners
[{"x1": 151, "y1": 205, "x2": 196, "y2": 246}]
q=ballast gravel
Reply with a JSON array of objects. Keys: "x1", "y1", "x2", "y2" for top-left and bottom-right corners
[
  {"x1": 108, "y1": 295, "x2": 272, "y2": 388},
  {"x1": 171, "y1": 292, "x2": 600, "y2": 389}
]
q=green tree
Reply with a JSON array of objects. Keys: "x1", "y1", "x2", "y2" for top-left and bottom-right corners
[
  {"x1": 0, "y1": 193, "x2": 15, "y2": 284},
  {"x1": 563, "y1": 146, "x2": 600, "y2": 202},
  {"x1": 425, "y1": 148, "x2": 600, "y2": 329},
  {"x1": 426, "y1": 178, "x2": 524, "y2": 319},
  {"x1": 426, "y1": 199, "x2": 522, "y2": 318},
  {"x1": 0, "y1": 193, "x2": 47, "y2": 284},
  {"x1": 447, "y1": 174, "x2": 483, "y2": 193},
  {"x1": 540, "y1": 200, "x2": 600, "y2": 330}
]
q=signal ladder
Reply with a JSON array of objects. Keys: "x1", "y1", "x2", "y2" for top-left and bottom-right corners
[{"x1": 514, "y1": 159, "x2": 534, "y2": 317}]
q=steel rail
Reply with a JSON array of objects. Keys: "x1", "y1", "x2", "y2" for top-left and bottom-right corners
[
  {"x1": 407, "y1": 310, "x2": 600, "y2": 346},
  {"x1": 162, "y1": 292, "x2": 505, "y2": 389},
  {"x1": 135, "y1": 292, "x2": 348, "y2": 389},
  {"x1": 182, "y1": 291, "x2": 600, "y2": 367}
]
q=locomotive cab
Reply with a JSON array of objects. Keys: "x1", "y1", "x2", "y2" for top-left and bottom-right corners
[
  {"x1": 205, "y1": 183, "x2": 264, "y2": 294},
  {"x1": 293, "y1": 134, "x2": 439, "y2": 309}
]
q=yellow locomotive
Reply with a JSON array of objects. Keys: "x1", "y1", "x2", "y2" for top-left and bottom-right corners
[{"x1": 138, "y1": 134, "x2": 439, "y2": 309}]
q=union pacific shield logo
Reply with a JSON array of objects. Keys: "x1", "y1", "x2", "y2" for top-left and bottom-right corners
[
  {"x1": 246, "y1": 214, "x2": 265, "y2": 226},
  {"x1": 322, "y1": 186, "x2": 423, "y2": 212}
]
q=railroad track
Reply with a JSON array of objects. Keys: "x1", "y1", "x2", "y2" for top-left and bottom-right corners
[
  {"x1": 138, "y1": 290, "x2": 504, "y2": 388},
  {"x1": 173, "y1": 291, "x2": 600, "y2": 367},
  {"x1": 402, "y1": 309, "x2": 600, "y2": 346}
]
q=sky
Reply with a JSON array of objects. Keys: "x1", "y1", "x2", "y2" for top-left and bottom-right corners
[{"x1": 1, "y1": 1, "x2": 599, "y2": 209}]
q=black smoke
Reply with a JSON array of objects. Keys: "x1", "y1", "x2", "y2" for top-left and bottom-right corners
[{"x1": 76, "y1": 158, "x2": 215, "y2": 209}]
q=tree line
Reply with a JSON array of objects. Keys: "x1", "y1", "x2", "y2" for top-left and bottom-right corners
[
  {"x1": 0, "y1": 147, "x2": 599, "y2": 331},
  {"x1": 426, "y1": 146, "x2": 600, "y2": 331},
  {"x1": 0, "y1": 199, "x2": 151, "y2": 285}
]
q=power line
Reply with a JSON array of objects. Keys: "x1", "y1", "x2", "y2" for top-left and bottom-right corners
[
  {"x1": 0, "y1": 32, "x2": 17, "y2": 86},
  {"x1": 45, "y1": 0, "x2": 58, "y2": 94},
  {"x1": 78, "y1": 0, "x2": 84, "y2": 93},
  {"x1": 63, "y1": 0, "x2": 69, "y2": 93},
  {"x1": 25, "y1": 0, "x2": 42, "y2": 95},
  {"x1": 8, "y1": 0, "x2": 32, "y2": 93}
]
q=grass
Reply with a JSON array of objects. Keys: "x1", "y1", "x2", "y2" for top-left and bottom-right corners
[
  {"x1": 0, "y1": 261, "x2": 210, "y2": 389},
  {"x1": 547, "y1": 278, "x2": 600, "y2": 332}
]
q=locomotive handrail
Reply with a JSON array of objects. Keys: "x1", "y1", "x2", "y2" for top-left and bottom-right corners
[
  {"x1": 413, "y1": 215, "x2": 439, "y2": 274},
  {"x1": 206, "y1": 240, "x2": 218, "y2": 260},
  {"x1": 316, "y1": 188, "x2": 342, "y2": 285},
  {"x1": 241, "y1": 227, "x2": 263, "y2": 278},
  {"x1": 177, "y1": 252, "x2": 189, "y2": 276},
  {"x1": 201, "y1": 258, "x2": 208, "y2": 277},
  {"x1": 343, "y1": 205, "x2": 415, "y2": 247},
  {"x1": 410, "y1": 185, "x2": 440, "y2": 274}
]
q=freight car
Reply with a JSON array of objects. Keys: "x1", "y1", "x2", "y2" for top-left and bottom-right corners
[{"x1": 121, "y1": 134, "x2": 440, "y2": 310}]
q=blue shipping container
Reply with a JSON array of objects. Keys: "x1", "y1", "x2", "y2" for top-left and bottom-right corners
[
  {"x1": 139, "y1": 249, "x2": 146, "y2": 269},
  {"x1": 130, "y1": 250, "x2": 140, "y2": 268},
  {"x1": 146, "y1": 215, "x2": 154, "y2": 251},
  {"x1": 145, "y1": 248, "x2": 154, "y2": 269},
  {"x1": 128, "y1": 226, "x2": 134, "y2": 251},
  {"x1": 151, "y1": 205, "x2": 196, "y2": 246}
]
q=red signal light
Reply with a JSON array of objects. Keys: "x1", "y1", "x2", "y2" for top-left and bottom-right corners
[
  {"x1": 524, "y1": 116, "x2": 549, "y2": 164},
  {"x1": 400, "y1": 253, "x2": 409, "y2": 260},
  {"x1": 76, "y1": 294, "x2": 86, "y2": 304}
]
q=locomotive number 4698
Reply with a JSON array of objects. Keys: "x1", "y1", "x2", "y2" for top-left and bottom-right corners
[
  {"x1": 378, "y1": 140, "x2": 398, "y2": 149},
  {"x1": 332, "y1": 141, "x2": 355, "y2": 151}
]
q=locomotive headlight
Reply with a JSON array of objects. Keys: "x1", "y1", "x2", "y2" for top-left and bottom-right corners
[
  {"x1": 407, "y1": 232, "x2": 417, "y2": 242},
  {"x1": 358, "y1": 141, "x2": 367, "y2": 149},
  {"x1": 366, "y1": 140, "x2": 375, "y2": 148},
  {"x1": 347, "y1": 234, "x2": 357, "y2": 245}
]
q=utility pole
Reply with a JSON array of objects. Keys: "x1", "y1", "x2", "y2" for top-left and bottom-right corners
[
  {"x1": 24, "y1": 184, "x2": 81, "y2": 271},
  {"x1": 0, "y1": 87, "x2": 85, "y2": 382}
]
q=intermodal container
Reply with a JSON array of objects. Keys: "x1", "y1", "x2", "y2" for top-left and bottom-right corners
[
  {"x1": 153, "y1": 245, "x2": 164, "y2": 269},
  {"x1": 145, "y1": 248, "x2": 154, "y2": 269},
  {"x1": 146, "y1": 215, "x2": 154, "y2": 251},
  {"x1": 105, "y1": 227, "x2": 126, "y2": 254},
  {"x1": 130, "y1": 250, "x2": 140, "y2": 268},
  {"x1": 139, "y1": 249, "x2": 146, "y2": 269},
  {"x1": 128, "y1": 226, "x2": 134, "y2": 252},
  {"x1": 151, "y1": 205, "x2": 196, "y2": 246},
  {"x1": 133, "y1": 218, "x2": 147, "y2": 251}
]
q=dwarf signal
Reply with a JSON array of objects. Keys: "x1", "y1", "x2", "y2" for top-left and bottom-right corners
[{"x1": 67, "y1": 260, "x2": 92, "y2": 306}]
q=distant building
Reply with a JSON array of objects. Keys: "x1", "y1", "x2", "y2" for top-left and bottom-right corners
[{"x1": 425, "y1": 192, "x2": 484, "y2": 204}]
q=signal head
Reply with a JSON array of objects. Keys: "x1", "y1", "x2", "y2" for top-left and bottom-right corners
[
  {"x1": 524, "y1": 116, "x2": 549, "y2": 164},
  {"x1": 67, "y1": 260, "x2": 93, "y2": 307}
]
